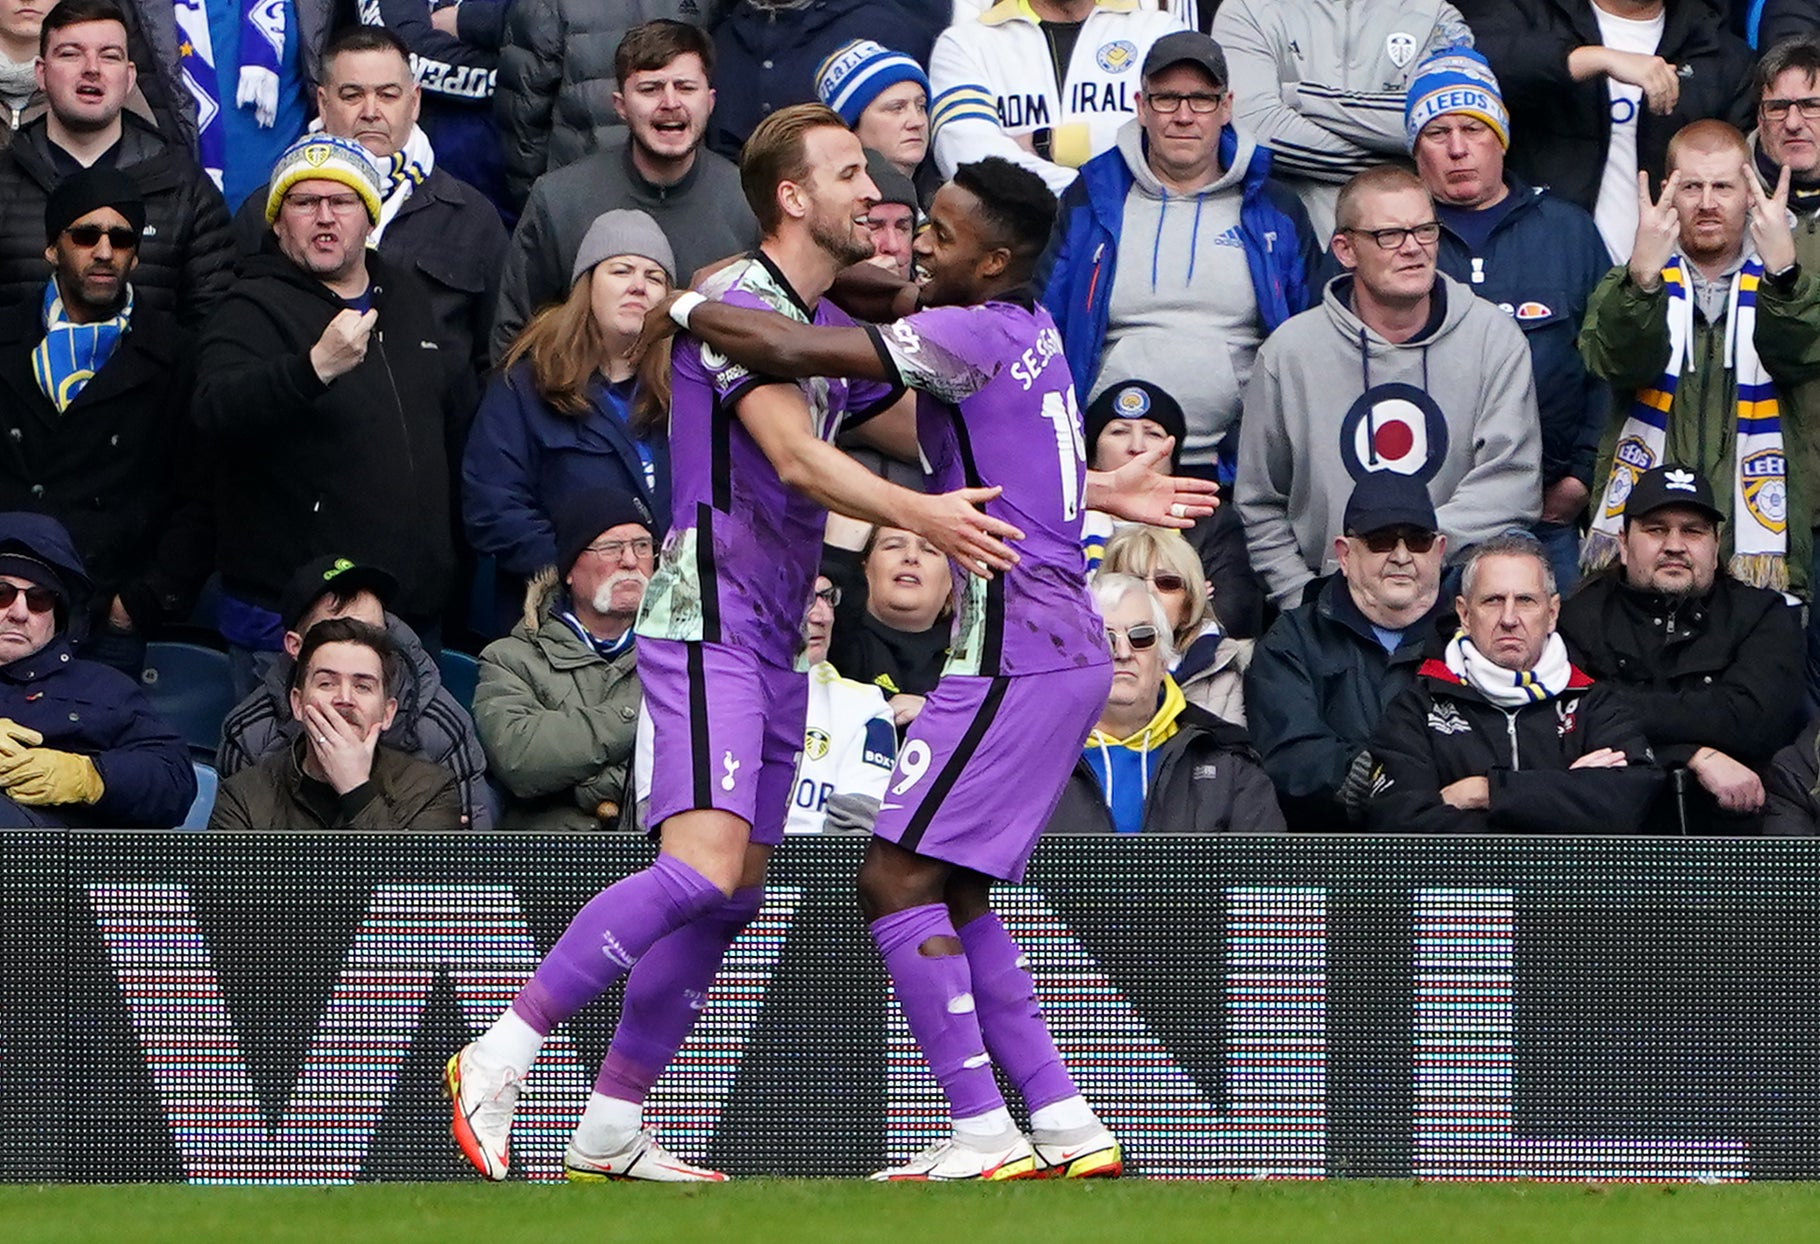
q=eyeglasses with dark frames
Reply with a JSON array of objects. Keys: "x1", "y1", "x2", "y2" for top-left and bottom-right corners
[
  {"x1": 1145, "y1": 90, "x2": 1226, "y2": 114},
  {"x1": 1761, "y1": 96, "x2": 1820, "y2": 122},
  {"x1": 1344, "y1": 221, "x2": 1442, "y2": 250}
]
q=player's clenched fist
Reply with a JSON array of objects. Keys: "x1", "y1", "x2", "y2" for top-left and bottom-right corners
[{"x1": 309, "y1": 307, "x2": 378, "y2": 384}]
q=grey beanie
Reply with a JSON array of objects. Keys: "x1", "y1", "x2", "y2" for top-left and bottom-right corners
[
  {"x1": 864, "y1": 147, "x2": 918, "y2": 213},
  {"x1": 571, "y1": 208, "x2": 677, "y2": 286}
]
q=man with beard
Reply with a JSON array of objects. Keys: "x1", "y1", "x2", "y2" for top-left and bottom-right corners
[
  {"x1": 601, "y1": 154, "x2": 1220, "y2": 1181},
  {"x1": 0, "y1": 165, "x2": 210, "y2": 676},
  {"x1": 490, "y1": 20, "x2": 758, "y2": 360},
  {"x1": 1582, "y1": 120, "x2": 1820, "y2": 694},
  {"x1": 446, "y1": 105, "x2": 1067, "y2": 1185},
  {"x1": 472, "y1": 488, "x2": 652, "y2": 831},
  {"x1": 1559, "y1": 464, "x2": 1804, "y2": 833},
  {"x1": 209, "y1": 616, "x2": 463, "y2": 830},
  {"x1": 193, "y1": 133, "x2": 460, "y2": 696}
]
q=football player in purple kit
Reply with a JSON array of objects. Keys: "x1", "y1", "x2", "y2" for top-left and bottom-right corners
[
  {"x1": 652, "y1": 155, "x2": 1213, "y2": 1181},
  {"x1": 444, "y1": 105, "x2": 1037, "y2": 1186}
]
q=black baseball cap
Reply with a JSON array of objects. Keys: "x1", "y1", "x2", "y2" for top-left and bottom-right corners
[
  {"x1": 1142, "y1": 31, "x2": 1228, "y2": 87},
  {"x1": 279, "y1": 556, "x2": 398, "y2": 630},
  {"x1": 1624, "y1": 463, "x2": 1724, "y2": 524},
  {"x1": 1343, "y1": 472, "x2": 1438, "y2": 536}
]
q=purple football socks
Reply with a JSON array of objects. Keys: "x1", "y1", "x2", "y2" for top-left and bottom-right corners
[
  {"x1": 871, "y1": 903, "x2": 1005, "y2": 1122},
  {"x1": 958, "y1": 910, "x2": 1079, "y2": 1112}
]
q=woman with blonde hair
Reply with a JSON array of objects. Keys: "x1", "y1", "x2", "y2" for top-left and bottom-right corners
[
  {"x1": 1099, "y1": 525, "x2": 1252, "y2": 725},
  {"x1": 463, "y1": 210, "x2": 675, "y2": 621}
]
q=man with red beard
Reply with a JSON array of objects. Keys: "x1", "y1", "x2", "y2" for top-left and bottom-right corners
[{"x1": 193, "y1": 133, "x2": 463, "y2": 698}]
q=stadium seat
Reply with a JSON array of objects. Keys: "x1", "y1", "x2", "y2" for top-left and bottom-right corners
[
  {"x1": 438, "y1": 648, "x2": 481, "y2": 714},
  {"x1": 179, "y1": 761, "x2": 218, "y2": 831},
  {"x1": 141, "y1": 642, "x2": 237, "y2": 759}
]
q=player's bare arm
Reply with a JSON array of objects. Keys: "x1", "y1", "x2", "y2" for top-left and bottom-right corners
[
  {"x1": 735, "y1": 384, "x2": 1024, "y2": 574},
  {"x1": 640, "y1": 293, "x2": 892, "y2": 382},
  {"x1": 1084, "y1": 439, "x2": 1220, "y2": 531}
]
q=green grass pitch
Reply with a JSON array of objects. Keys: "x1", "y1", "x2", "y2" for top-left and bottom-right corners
[{"x1": 8, "y1": 1181, "x2": 1820, "y2": 1244}]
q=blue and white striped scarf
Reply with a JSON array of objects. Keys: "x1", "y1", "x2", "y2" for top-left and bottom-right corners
[
  {"x1": 173, "y1": 0, "x2": 286, "y2": 188},
  {"x1": 32, "y1": 279, "x2": 133, "y2": 413}
]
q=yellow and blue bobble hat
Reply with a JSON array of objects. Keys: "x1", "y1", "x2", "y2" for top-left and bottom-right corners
[
  {"x1": 265, "y1": 134, "x2": 384, "y2": 225},
  {"x1": 1404, "y1": 46, "x2": 1510, "y2": 152},
  {"x1": 816, "y1": 39, "x2": 930, "y2": 127}
]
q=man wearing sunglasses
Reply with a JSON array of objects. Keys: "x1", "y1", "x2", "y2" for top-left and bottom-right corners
[
  {"x1": 1246, "y1": 473, "x2": 1451, "y2": 831},
  {"x1": 0, "y1": 510, "x2": 194, "y2": 828},
  {"x1": 1236, "y1": 163, "x2": 1542, "y2": 611},
  {"x1": 1365, "y1": 531, "x2": 1660, "y2": 835},
  {"x1": 0, "y1": 0, "x2": 234, "y2": 328},
  {"x1": 0, "y1": 164, "x2": 209, "y2": 678}
]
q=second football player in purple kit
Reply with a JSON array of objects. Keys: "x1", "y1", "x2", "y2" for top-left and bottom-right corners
[{"x1": 662, "y1": 157, "x2": 1219, "y2": 1181}]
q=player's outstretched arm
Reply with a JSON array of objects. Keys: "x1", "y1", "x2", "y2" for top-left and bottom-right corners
[
  {"x1": 638, "y1": 292, "x2": 892, "y2": 382},
  {"x1": 738, "y1": 385, "x2": 1023, "y2": 575},
  {"x1": 1085, "y1": 438, "x2": 1219, "y2": 530}
]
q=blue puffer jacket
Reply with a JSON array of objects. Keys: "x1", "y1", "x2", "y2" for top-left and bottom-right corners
[
  {"x1": 1432, "y1": 175, "x2": 1611, "y2": 488},
  {"x1": 0, "y1": 513, "x2": 195, "y2": 828},
  {"x1": 462, "y1": 363, "x2": 671, "y2": 579},
  {"x1": 1037, "y1": 125, "x2": 1319, "y2": 417}
]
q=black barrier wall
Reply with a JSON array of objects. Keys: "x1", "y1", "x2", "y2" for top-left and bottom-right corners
[{"x1": 3, "y1": 834, "x2": 1817, "y2": 1182}]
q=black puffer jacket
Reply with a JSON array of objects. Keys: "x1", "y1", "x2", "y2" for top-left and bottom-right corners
[
  {"x1": 1455, "y1": 0, "x2": 1757, "y2": 212},
  {"x1": 493, "y1": 0, "x2": 711, "y2": 208},
  {"x1": 0, "y1": 297, "x2": 210, "y2": 631},
  {"x1": 1366, "y1": 655, "x2": 1662, "y2": 835},
  {"x1": 191, "y1": 248, "x2": 458, "y2": 620},
  {"x1": 0, "y1": 114, "x2": 234, "y2": 329}
]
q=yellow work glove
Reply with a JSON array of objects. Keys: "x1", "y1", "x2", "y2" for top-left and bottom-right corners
[
  {"x1": 0, "y1": 717, "x2": 44, "y2": 758},
  {"x1": 0, "y1": 747, "x2": 104, "y2": 806}
]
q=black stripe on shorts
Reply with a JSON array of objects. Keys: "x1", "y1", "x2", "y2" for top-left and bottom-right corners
[
  {"x1": 898, "y1": 675, "x2": 1011, "y2": 853},
  {"x1": 687, "y1": 642, "x2": 712, "y2": 809}
]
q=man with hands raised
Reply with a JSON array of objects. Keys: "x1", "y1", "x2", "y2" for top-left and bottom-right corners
[
  {"x1": 194, "y1": 134, "x2": 464, "y2": 683},
  {"x1": 1583, "y1": 121, "x2": 1820, "y2": 631},
  {"x1": 210, "y1": 617, "x2": 463, "y2": 831}
]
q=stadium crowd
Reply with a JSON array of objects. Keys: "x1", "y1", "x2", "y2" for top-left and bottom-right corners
[{"x1": 4, "y1": 0, "x2": 1820, "y2": 844}]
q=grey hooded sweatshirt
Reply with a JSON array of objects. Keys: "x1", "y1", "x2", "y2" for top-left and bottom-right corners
[
  {"x1": 1091, "y1": 119, "x2": 1265, "y2": 466},
  {"x1": 1236, "y1": 271, "x2": 1541, "y2": 607}
]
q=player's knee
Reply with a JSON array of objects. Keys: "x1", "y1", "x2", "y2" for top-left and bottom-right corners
[{"x1": 709, "y1": 886, "x2": 766, "y2": 940}]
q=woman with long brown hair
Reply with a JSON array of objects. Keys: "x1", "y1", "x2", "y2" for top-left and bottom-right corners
[{"x1": 463, "y1": 209, "x2": 675, "y2": 589}]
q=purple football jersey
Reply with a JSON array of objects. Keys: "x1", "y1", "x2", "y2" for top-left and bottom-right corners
[
  {"x1": 636, "y1": 254, "x2": 901, "y2": 668},
  {"x1": 869, "y1": 298, "x2": 1110, "y2": 676}
]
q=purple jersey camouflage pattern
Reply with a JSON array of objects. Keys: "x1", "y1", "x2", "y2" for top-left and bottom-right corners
[
  {"x1": 636, "y1": 254, "x2": 901, "y2": 669},
  {"x1": 867, "y1": 298, "x2": 1110, "y2": 677}
]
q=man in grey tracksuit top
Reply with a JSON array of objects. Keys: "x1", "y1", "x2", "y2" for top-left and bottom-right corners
[
  {"x1": 1236, "y1": 168, "x2": 1541, "y2": 609},
  {"x1": 1212, "y1": 0, "x2": 1474, "y2": 237}
]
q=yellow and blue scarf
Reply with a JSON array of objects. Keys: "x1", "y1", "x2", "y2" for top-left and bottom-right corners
[
  {"x1": 1586, "y1": 256, "x2": 1788, "y2": 590},
  {"x1": 31, "y1": 280, "x2": 132, "y2": 414}
]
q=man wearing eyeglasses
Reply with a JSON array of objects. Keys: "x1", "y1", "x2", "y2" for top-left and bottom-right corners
[
  {"x1": 193, "y1": 132, "x2": 461, "y2": 699},
  {"x1": 0, "y1": 165, "x2": 210, "y2": 678},
  {"x1": 1040, "y1": 31, "x2": 1319, "y2": 629},
  {"x1": 473, "y1": 487, "x2": 653, "y2": 832},
  {"x1": 1245, "y1": 473, "x2": 1451, "y2": 831},
  {"x1": 1750, "y1": 36, "x2": 1820, "y2": 292},
  {"x1": 1235, "y1": 163, "x2": 1542, "y2": 612}
]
